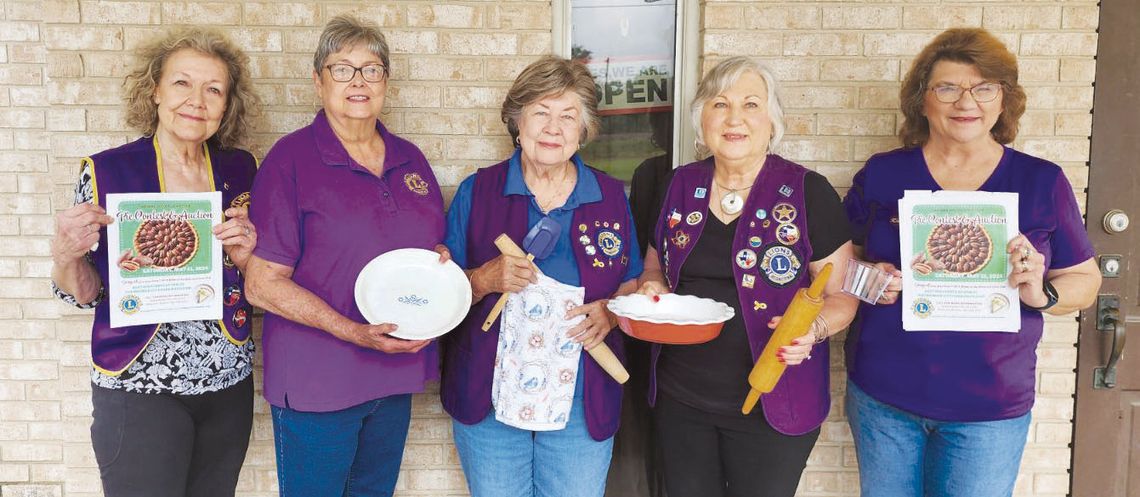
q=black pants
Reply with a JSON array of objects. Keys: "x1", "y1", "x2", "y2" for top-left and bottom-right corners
[
  {"x1": 90, "y1": 376, "x2": 253, "y2": 497},
  {"x1": 654, "y1": 394, "x2": 819, "y2": 497}
]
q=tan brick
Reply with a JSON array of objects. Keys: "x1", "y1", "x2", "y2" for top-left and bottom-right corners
[
  {"x1": 1020, "y1": 59, "x2": 1060, "y2": 82},
  {"x1": 386, "y1": 30, "x2": 440, "y2": 54},
  {"x1": 387, "y1": 84, "x2": 443, "y2": 108},
  {"x1": 746, "y1": 5, "x2": 819, "y2": 30},
  {"x1": 0, "y1": 484, "x2": 61, "y2": 496},
  {"x1": 984, "y1": 6, "x2": 1062, "y2": 30},
  {"x1": 902, "y1": 6, "x2": 981, "y2": 29},
  {"x1": 821, "y1": 59, "x2": 899, "y2": 82},
  {"x1": 1032, "y1": 396, "x2": 1075, "y2": 421},
  {"x1": 818, "y1": 113, "x2": 896, "y2": 136},
  {"x1": 1059, "y1": 58, "x2": 1096, "y2": 83},
  {"x1": 44, "y1": 0, "x2": 81, "y2": 23},
  {"x1": 858, "y1": 86, "x2": 899, "y2": 109},
  {"x1": 0, "y1": 110, "x2": 45, "y2": 129},
  {"x1": 0, "y1": 66, "x2": 42, "y2": 86},
  {"x1": 49, "y1": 134, "x2": 126, "y2": 158},
  {"x1": 1055, "y1": 112, "x2": 1092, "y2": 136},
  {"x1": 9, "y1": 44, "x2": 45, "y2": 65},
  {"x1": 1025, "y1": 86, "x2": 1094, "y2": 110},
  {"x1": 324, "y1": 4, "x2": 404, "y2": 27},
  {"x1": 1020, "y1": 447, "x2": 1071, "y2": 470},
  {"x1": 1035, "y1": 422, "x2": 1073, "y2": 445},
  {"x1": 1022, "y1": 33, "x2": 1098, "y2": 57},
  {"x1": 12, "y1": 130, "x2": 50, "y2": 151},
  {"x1": 0, "y1": 463, "x2": 30, "y2": 481},
  {"x1": 705, "y1": 32, "x2": 781, "y2": 57},
  {"x1": 0, "y1": 21, "x2": 39, "y2": 42},
  {"x1": 490, "y1": 3, "x2": 551, "y2": 30},
  {"x1": 77, "y1": 52, "x2": 131, "y2": 79},
  {"x1": 823, "y1": 6, "x2": 900, "y2": 29},
  {"x1": 784, "y1": 33, "x2": 862, "y2": 56},
  {"x1": 46, "y1": 53, "x2": 82, "y2": 79},
  {"x1": 704, "y1": 5, "x2": 745, "y2": 30},
  {"x1": 442, "y1": 86, "x2": 507, "y2": 110},
  {"x1": 161, "y1": 2, "x2": 242, "y2": 25},
  {"x1": 485, "y1": 57, "x2": 537, "y2": 82},
  {"x1": 1018, "y1": 111, "x2": 1055, "y2": 137},
  {"x1": 228, "y1": 28, "x2": 284, "y2": 53},
  {"x1": 404, "y1": 112, "x2": 480, "y2": 136},
  {"x1": 1034, "y1": 472, "x2": 1071, "y2": 493},
  {"x1": 519, "y1": 33, "x2": 551, "y2": 56},
  {"x1": 5, "y1": 0, "x2": 46, "y2": 21},
  {"x1": 246, "y1": 55, "x2": 311, "y2": 80},
  {"x1": 79, "y1": 1, "x2": 160, "y2": 24},
  {"x1": 1063, "y1": 6, "x2": 1100, "y2": 30},
  {"x1": 1022, "y1": 138, "x2": 1090, "y2": 163},
  {"x1": 780, "y1": 137, "x2": 850, "y2": 162},
  {"x1": 244, "y1": 2, "x2": 319, "y2": 26},
  {"x1": 783, "y1": 86, "x2": 857, "y2": 110},
  {"x1": 440, "y1": 33, "x2": 518, "y2": 56},
  {"x1": 863, "y1": 33, "x2": 932, "y2": 57},
  {"x1": 44, "y1": 26, "x2": 123, "y2": 51},
  {"x1": 0, "y1": 402, "x2": 60, "y2": 422},
  {"x1": 408, "y1": 58, "x2": 482, "y2": 82},
  {"x1": 853, "y1": 136, "x2": 902, "y2": 162},
  {"x1": 407, "y1": 4, "x2": 482, "y2": 29}
]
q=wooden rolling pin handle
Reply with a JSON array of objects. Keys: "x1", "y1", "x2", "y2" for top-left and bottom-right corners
[{"x1": 587, "y1": 340, "x2": 629, "y2": 384}]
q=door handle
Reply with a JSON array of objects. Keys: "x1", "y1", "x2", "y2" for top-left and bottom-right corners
[{"x1": 1094, "y1": 295, "x2": 1128, "y2": 389}]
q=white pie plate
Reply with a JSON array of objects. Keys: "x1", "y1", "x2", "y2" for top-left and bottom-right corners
[{"x1": 353, "y1": 248, "x2": 472, "y2": 340}]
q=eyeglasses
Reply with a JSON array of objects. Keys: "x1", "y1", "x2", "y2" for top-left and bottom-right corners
[
  {"x1": 928, "y1": 82, "x2": 1003, "y2": 104},
  {"x1": 325, "y1": 63, "x2": 387, "y2": 83}
]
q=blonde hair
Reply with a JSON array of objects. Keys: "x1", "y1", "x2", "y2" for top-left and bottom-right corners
[
  {"x1": 123, "y1": 27, "x2": 259, "y2": 149},
  {"x1": 899, "y1": 28, "x2": 1026, "y2": 147},
  {"x1": 691, "y1": 56, "x2": 785, "y2": 156},
  {"x1": 501, "y1": 56, "x2": 601, "y2": 145}
]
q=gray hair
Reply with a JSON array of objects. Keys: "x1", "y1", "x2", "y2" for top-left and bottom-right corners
[
  {"x1": 691, "y1": 56, "x2": 785, "y2": 155},
  {"x1": 502, "y1": 56, "x2": 601, "y2": 146},
  {"x1": 313, "y1": 14, "x2": 390, "y2": 78}
]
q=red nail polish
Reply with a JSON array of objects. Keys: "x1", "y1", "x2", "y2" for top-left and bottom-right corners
[
  {"x1": 652, "y1": 295, "x2": 660, "y2": 303},
  {"x1": 778, "y1": 357, "x2": 785, "y2": 364}
]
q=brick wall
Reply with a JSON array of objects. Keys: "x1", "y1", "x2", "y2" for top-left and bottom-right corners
[{"x1": 0, "y1": 1, "x2": 1096, "y2": 496}]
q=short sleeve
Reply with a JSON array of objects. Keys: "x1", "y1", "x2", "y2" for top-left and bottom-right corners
[
  {"x1": 443, "y1": 174, "x2": 476, "y2": 270},
  {"x1": 843, "y1": 166, "x2": 871, "y2": 246},
  {"x1": 1047, "y1": 172, "x2": 1096, "y2": 270},
  {"x1": 248, "y1": 147, "x2": 302, "y2": 268}
]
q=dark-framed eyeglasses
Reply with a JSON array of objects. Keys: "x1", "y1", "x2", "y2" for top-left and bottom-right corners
[
  {"x1": 325, "y1": 63, "x2": 388, "y2": 83},
  {"x1": 928, "y1": 82, "x2": 1003, "y2": 104}
]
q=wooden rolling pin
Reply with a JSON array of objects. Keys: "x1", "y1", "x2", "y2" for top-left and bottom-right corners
[
  {"x1": 742, "y1": 262, "x2": 832, "y2": 415},
  {"x1": 488, "y1": 234, "x2": 629, "y2": 384}
]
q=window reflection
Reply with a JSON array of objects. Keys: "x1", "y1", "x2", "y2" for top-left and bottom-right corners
[{"x1": 571, "y1": 0, "x2": 677, "y2": 181}]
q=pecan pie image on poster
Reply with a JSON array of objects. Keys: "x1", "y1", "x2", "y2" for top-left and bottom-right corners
[
  {"x1": 923, "y1": 223, "x2": 992, "y2": 275},
  {"x1": 132, "y1": 219, "x2": 200, "y2": 268}
]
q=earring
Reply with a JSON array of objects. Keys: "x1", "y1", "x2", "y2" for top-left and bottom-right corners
[{"x1": 515, "y1": 136, "x2": 521, "y2": 147}]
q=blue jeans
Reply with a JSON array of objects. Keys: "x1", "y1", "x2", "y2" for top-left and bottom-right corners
[
  {"x1": 271, "y1": 394, "x2": 411, "y2": 497},
  {"x1": 846, "y1": 380, "x2": 1031, "y2": 497},
  {"x1": 452, "y1": 378, "x2": 614, "y2": 497}
]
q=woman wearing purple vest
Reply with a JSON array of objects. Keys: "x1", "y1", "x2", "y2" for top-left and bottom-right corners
[
  {"x1": 843, "y1": 29, "x2": 1101, "y2": 497},
  {"x1": 635, "y1": 56, "x2": 858, "y2": 497},
  {"x1": 242, "y1": 15, "x2": 447, "y2": 497},
  {"x1": 49, "y1": 28, "x2": 260, "y2": 497},
  {"x1": 441, "y1": 56, "x2": 643, "y2": 497}
]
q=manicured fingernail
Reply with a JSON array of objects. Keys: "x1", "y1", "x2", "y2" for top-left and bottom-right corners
[
  {"x1": 652, "y1": 295, "x2": 660, "y2": 303},
  {"x1": 777, "y1": 357, "x2": 785, "y2": 364}
]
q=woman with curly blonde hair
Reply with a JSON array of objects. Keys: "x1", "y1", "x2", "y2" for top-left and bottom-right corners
[{"x1": 49, "y1": 27, "x2": 261, "y2": 497}]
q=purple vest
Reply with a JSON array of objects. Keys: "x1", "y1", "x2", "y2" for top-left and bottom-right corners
[
  {"x1": 652, "y1": 155, "x2": 828, "y2": 435},
  {"x1": 440, "y1": 160, "x2": 631, "y2": 441},
  {"x1": 86, "y1": 136, "x2": 256, "y2": 375}
]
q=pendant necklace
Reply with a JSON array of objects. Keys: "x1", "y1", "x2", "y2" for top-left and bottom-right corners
[{"x1": 714, "y1": 179, "x2": 752, "y2": 215}]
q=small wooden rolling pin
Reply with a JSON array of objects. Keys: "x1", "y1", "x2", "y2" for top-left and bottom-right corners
[{"x1": 484, "y1": 234, "x2": 629, "y2": 384}]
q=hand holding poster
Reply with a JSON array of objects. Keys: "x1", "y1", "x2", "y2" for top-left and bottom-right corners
[
  {"x1": 898, "y1": 190, "x2": 1020, "y2": 332},
  {"x1": 106, "y1": 192, "x2": 223, "y2": 328}
]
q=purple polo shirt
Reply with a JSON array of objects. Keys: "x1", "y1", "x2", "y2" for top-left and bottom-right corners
[
  {"x1": 250, "y1": 110, "x2": 445, "y2": 412},
  {"x1": 843, "y1": 146, "x2": 1095, "y2": 422}
]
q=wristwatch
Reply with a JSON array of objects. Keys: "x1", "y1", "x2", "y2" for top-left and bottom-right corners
[{"x1": 1028, "y1": 279, "x2": 1059, "y2": 311}]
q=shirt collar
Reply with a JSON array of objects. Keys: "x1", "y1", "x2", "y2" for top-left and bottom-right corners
[
  {"x1": 503, "y1": 148, "x2": 603, "y2": 211},
  {"x1": 312, "y1": 109, "x2": 411, "y2": 175}
]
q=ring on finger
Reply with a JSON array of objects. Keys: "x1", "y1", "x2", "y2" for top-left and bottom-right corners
[
  {"x1": 244, "y1": 226, "x2": 251, "y2": 235},
  {"x1": 1021, "y1": 261, "x2": 1030, "y2": 272},
  {"x1": 806, "y1": 354, "x2": 812, "y2": 361},
  {"x1": 1021, "y1": 246, "x2": 1030, "y2": 260}
]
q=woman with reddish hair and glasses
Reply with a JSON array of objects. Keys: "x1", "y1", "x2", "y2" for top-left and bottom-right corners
[{"x1": 843, "y1": 28, "x2": 1101, "y2": 497}]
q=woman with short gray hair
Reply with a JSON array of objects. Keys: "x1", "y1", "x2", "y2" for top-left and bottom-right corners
[
  {"x1": 635, "y1": 56, "x2": 857, "y2": 496},
  {"x1": 243, "y1": 14, "x2": 447, "y2": 497}
]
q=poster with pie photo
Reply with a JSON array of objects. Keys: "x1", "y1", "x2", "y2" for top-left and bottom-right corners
[
  {"x1": 898, "y1": 190, "x2": 1020, "y2": 332},
  {"x1": 106, "y1": 192, "x2": 223, "y2": 328}
]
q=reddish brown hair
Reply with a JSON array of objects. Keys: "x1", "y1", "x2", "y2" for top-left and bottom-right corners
[{"x1": 898, "y1": 28, "x2": 1026, "y2": 147}]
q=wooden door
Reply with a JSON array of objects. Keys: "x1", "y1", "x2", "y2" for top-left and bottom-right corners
[{"x1": 1070, "y1": 1, "x2": 1140, "y2": 495}]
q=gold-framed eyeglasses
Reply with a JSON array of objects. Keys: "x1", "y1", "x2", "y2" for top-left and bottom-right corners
[
  {"x1": 929, "y1": 82, "x2": 1003, "y2": 104},
  {"x1": 325, "y1": 63, "x2": 387, "y2": 83}
]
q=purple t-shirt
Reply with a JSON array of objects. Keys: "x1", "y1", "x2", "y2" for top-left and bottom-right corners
[
  {"x1": 844, "y1": 146, "x2": 1094, "y2": 422},
  {"x1": 250, "y1": 110, "x2": 445, "y2": 412}
]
